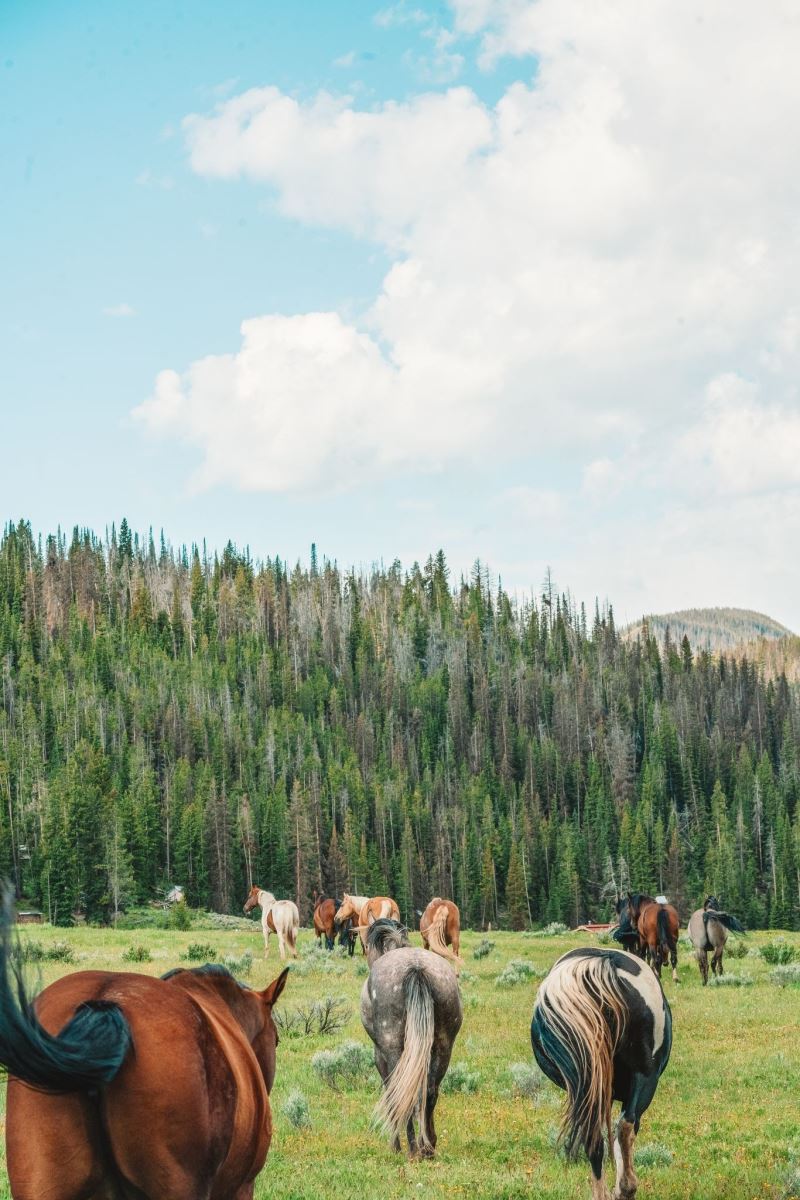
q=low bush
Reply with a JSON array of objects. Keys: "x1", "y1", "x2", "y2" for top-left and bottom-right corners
[
  {"x1": 508, "y1": 1061, "x2": 546, "y2": 1100},
  {"x1": 709, "y1": 972, "x2": 753, "y2": 987},
  {"x1": 312, "y1": 1040, "x2": 375, "y2": 1091},
  {"x1": 771, "y1": 964, "x2": 800, "y2": 987},
  {"x1": 441, "y1": 1061, "x2": 480, "y2": 1094},
  {"x1": 162, "y1": 901, "x2": 193, "y2": 931},
  {"x1": 17, "y1": 940, "x2": 75, "y2": 964},
  {"x1": 122, "y1": 944, "x2": 151, "y2": 963},
  {"x1": 473, "y1": 939, "x2": 495, "y2": 960},
  {"x1": 636, "y1": 1143, "x2": 674, "y2": 1167},
  {"x1": 725, "y1": 937, "x2": 747, "y2": 959},
  {"x1": 496, "y1": 959, "x2": 544, "y2": 987},
  {"x1": 530, "y1": 922, "x2": 568, "y2": 937},
  {"x1": 760, "y1": 940, "x2": 797, "y2": 965},
  {"x1": 223, "y1": 950, "x2": 253, "y2": 977},
  {"x1": 281, "y1": 1090, "x2": 312, "y2": 1129},
  {"x1": 184, "y1": 942, "x2": 217, "y2": 962},
  {"x1": 274, "y1": 996, "x2": 352, "y2": 1037}
]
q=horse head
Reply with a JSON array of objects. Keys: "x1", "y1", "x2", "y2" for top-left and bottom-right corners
[
  {"x1": 243, "y1": 887, "x2": 275, "y2": 914},
  {"x1": 365, "y1": 918, "x2": 410, "y2": 967},
  {"x1": 334, "y1": 894, "x2": 357, "y2": 926}
]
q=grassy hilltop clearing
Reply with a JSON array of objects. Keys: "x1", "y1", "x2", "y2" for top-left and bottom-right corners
[{"x1": 2, "y1": 921, "x2": 799, "y2": 1200}]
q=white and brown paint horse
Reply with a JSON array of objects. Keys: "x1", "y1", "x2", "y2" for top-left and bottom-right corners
[
  {"x1": 419, "y1": 898, "x2": 463, "y2": 974},
  {"x1": 335, "y1": 894, "x2": 400, "y2": 952},
  {"x1": 532, "y1": 947, "x2": 672, "y2": 1200},
  {"x1": 361, "y1": 919, "x2": 463, "y2": 1159},
  {"x1": 243, "y1": 887, "x2": 299, "y2": 960},
  {"x1": 688, "y1": 896, "x2": 745, "y2": 985}
]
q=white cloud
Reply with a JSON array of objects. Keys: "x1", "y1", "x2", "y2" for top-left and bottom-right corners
[
  {"x1": 333, "y1": 50, "x2": 356, "y2": 68},
  {"x1": 138, "y1": 2, "x2": 800, "y2": 619},
  {"x1": 103, "y1": 303, "x2": 136, "y2": 318}
]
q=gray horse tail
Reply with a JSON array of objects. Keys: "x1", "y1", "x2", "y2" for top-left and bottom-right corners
[
  {"x1": 373, "y1": 965, "x2": 435, "y2": 1150},
  {"x1": 703, "y1": 910, "x2": 744, "y2": 933}
]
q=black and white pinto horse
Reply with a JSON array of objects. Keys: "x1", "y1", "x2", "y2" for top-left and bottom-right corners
[
  {"x1": 532, "y1": 948, "x2": 672, "y2": 1200},
  {"x1": 687, "y1": 896, "x2": 745, "y2": 985},
  {"x1": 360, "y1": 918, "x2": 463, "y2": 1159}
]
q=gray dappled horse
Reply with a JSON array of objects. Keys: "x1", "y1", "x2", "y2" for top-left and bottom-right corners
[
  {"x1": 532, "y1": 947, "x2": 672, "y2": 1200},
  {"x1": 360, "y1": 918, "x2": 463, "y2": 1158},
  {"x1": 687, "y1": 896, "x2": 745, "y2": 985}
]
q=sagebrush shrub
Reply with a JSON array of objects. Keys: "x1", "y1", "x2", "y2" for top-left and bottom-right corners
[
  {"x1": 281, "y1": 1090, "x2": 312, "y2": 1129},
  {"x1": 184, "y1": 942, "x2": 217, "y2": 962},
  {"x1": 122, "y1": 944, "x2": 151, "y2": 963},
  {"x1": 441, "y1": 1061, "x2": 480, "y2": 1094},
  {"x1": 312, "y1": 1041, "x2": 374, "y2": 1090},
  {"x1": 473, "y1": 939, "x2": 495, "y2": 960},
  {"x1": 760, "y1": 940, "x2": 797, "y2": 965}
]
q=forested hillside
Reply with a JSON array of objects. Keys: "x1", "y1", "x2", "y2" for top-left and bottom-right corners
[
  {"x1": 1, "y1": 520, "x2": 798, "y2": 930},
  {"x1": 627, "y1": 607, "x2": 792, "y2": 653}
]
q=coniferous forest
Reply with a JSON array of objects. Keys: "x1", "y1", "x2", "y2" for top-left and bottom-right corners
[{"x1": 0, "y1": 519, "x2": 798, "y2": 930}]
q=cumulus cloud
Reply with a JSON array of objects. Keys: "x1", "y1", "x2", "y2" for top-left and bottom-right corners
[{"x1": 137, "y1": 1, "x2": 800, "y2": 617}]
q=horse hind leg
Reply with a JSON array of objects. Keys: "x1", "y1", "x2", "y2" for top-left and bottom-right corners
[
  {"x1": 712, "y1": 946, "x2": 724, "y2": 977},
  {"x1": 697, "y1": 949, "x2": 709, "y2": 985},
  {"x1": 588, "y1": 1140, "x2": 613, "y2": 1200},
  {"x1": 671, "y1": 944, "x2": 679, "y2": 984},
  {"x1": 612, "y1": 1118, "x2": 638, "y2": 1200}
]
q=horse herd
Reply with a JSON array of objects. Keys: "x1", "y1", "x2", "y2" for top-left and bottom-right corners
[{"x1": 0, "y1": 883, "x2": 745, "y2": 1200}]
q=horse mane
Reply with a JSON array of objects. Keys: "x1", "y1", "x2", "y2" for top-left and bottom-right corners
[
  {"x1": 161, "y1": 964, "x2": 251, "y2": 988},
  {"x1": 365, "y1": 918, "x2": 410, "y2": 958}
]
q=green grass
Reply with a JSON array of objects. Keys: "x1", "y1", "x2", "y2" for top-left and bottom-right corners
[{"x1": 2, "y1": 924, "x2": 799, "y2": 1199}]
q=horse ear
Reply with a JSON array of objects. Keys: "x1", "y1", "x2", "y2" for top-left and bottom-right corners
[{"x1": 262, "y1": 967, "x2": 290, "y2": 1007}]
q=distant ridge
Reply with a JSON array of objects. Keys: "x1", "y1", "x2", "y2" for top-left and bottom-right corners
[{"x1": 624, "y1": 607, "x2": 793, "y2": 654}]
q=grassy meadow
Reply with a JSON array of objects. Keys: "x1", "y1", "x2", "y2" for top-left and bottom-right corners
[{"x1": 1, "y1": 920, "x2": 799, "y2": 1200}]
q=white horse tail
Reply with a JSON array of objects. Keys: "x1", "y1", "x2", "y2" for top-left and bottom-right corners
[
  {"x1": 425, "y1": 905, "x2": 462, "y2": 970},
  {"x1": 373, "y1": 965, "x2": 435, "y2": 1150},
  {"x1": 533, "y1": 955, "x2": 628, "y2": 1160}
]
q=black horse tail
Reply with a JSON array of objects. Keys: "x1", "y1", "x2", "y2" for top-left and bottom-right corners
[
  {"x1": 657, "y1": 906, "x2": 676, "y2": 951},
  {"x1": 0, "y1": 884, "x2": 131, "y2": 1092},
  {"x1": 703, "y1": 910, "x2": 745, "y2": 933}
]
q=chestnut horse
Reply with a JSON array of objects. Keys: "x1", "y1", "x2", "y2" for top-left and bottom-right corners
[
  {"x1": 312, "y1": 893, "x2": 340, "y2": 950},
  {"x1": 615, "y1": 893, "x2": 680, "y2": 983},
  {"x1": 243, "y1": 886, "x2": 299, "y2": 960},
  {"x1": 419, "y1": 898, "x2": 463, "y2": 974},
  {"x1": 0, "y1": 892, "x2": 289, "y2": 1200},
  {"x1": 335, "y1": 894, "x2": 399, "y2": 952}
]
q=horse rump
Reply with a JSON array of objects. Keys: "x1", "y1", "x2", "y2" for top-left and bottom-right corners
[
  {"x1": 373, "y1": 965, "x2": 435, "y2": 1150},
  {"x1": 531, "y1": 954, "x2": 628, "y2": 1160},
  {"x1": 0, "y1": 884, "x2": 130, "y2": 1092},
  {"x1": 424, "y1": 905, "x2": 463, "y2": 969}
]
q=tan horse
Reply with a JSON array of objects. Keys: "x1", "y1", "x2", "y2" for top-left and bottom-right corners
[
  {"x1": 419, "y1": 898, "x2": 463, "y2": 973},
  {"x1": 336, "y1": 894, "x2": 400, "y2": 951},
  {"x1": 243, "y1": 887, "x2": 299, "y2": 960},
  {"x1": 688, "y1": 896, "x2": 745, "y2": 985}
]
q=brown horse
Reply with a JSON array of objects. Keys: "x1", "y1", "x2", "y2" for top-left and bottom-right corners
[
  {"x1": 335, "y1": 894, "x2": 400, "y2": 952},
  {"x1": 0, "y1": 894, "x2": 289, "y2": 1200},
  {"x1": 616, "y1": 893, "x2": 680, "y2": 983},
  {"x1": 312, "y1": 893, "x2": 340, "y2": 950},
  {"x1": 419, "y1": 898, "x2": 463, "y2": 973}
]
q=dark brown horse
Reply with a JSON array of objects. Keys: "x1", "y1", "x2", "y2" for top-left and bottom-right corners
[
  {"x1": 616, "y1": 893, "x2": 680, "y2": 983},
  {"x1": 419, "y1": 898, "x2": 463, "y2": 973},
  {"x1": 0, "y1": 891, "x2": 289, "y2": 1200},
  {"x1": 312, "y1": 893, "x2": 340, "y2": 950}
]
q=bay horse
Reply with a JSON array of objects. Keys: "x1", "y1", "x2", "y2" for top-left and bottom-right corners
[
  {"x1": 312, "y1": 893, "x2": 340, "y2": 951},
  {"x1": 419, "y1": 898, "x2": 463, "y2": 974},
  {"x1": 361, "y1": 919, "x2": 463, "y2": 1159},
  {"x1": 688, "y1": 896, "x2": 745, "y2": 985},
  {"x1": 336, "y1": 894, "x2": 399, "y2": 952},
  {"x1": 243, "y1": 886, "x2": 299, "y2": 960},
  {"x1": 615, "y1": 893, "x2": 680, "y2": 983},
  {"x1": 0, "y1": 888, "x2": 289, "y2": 1200},
  {"x1": 532, "y1": 947, "x2": 672, "y2": 1200}
]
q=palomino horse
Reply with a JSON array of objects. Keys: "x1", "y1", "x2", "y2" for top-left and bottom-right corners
[
  {"x1": 243, "y1": 886, "x2": 299, "y2": 960},
  {"x1": 419, "y1": 898, "x2": 463, "y2": 974},
  {"x1": 335, "y1": 894, "x2": 399, "y2": 952},
  {"x1": 361, "y1": 919, "x2": 463, "y2": 1159},
  {"x1": 688, "y1": 896, "x2": 745, "y2": 985},
  {"x1": 312, "y1": 893, "x2": 340, "y2": 951},
  {"x1": 0, "y1": 889, "x2": 289, "y2": 1200},
  {"x1": 532, "y1": 947, "x2": 672, "y2": 1200},
  {"x1": 615, "y1": 893, "x2": 680, "y2": 982}
]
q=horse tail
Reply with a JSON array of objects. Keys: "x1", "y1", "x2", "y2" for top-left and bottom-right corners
[
  {"x1": 532, "y1": 956, "x2": 628, "y2": 1160},
  {"x1": 426, "y1": 906, "x2": 463, "y2": 969},
  {"x1": 657, "y1": 906, "x2": 676, "y2": 952},
  {"x1": 704, "y1": 910, "x2": 744, "y2": 934},
  {"x1": 0, "y1": 884, "x2": 130, "y2": 1091},
  {"x1": 373, "y1": 965, "x2": 435, "y2": 1151}
]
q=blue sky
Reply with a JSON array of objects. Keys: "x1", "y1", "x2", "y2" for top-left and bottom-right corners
[{"x1": 3, "y1": 2, "x2": 800, "y2": 626}]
